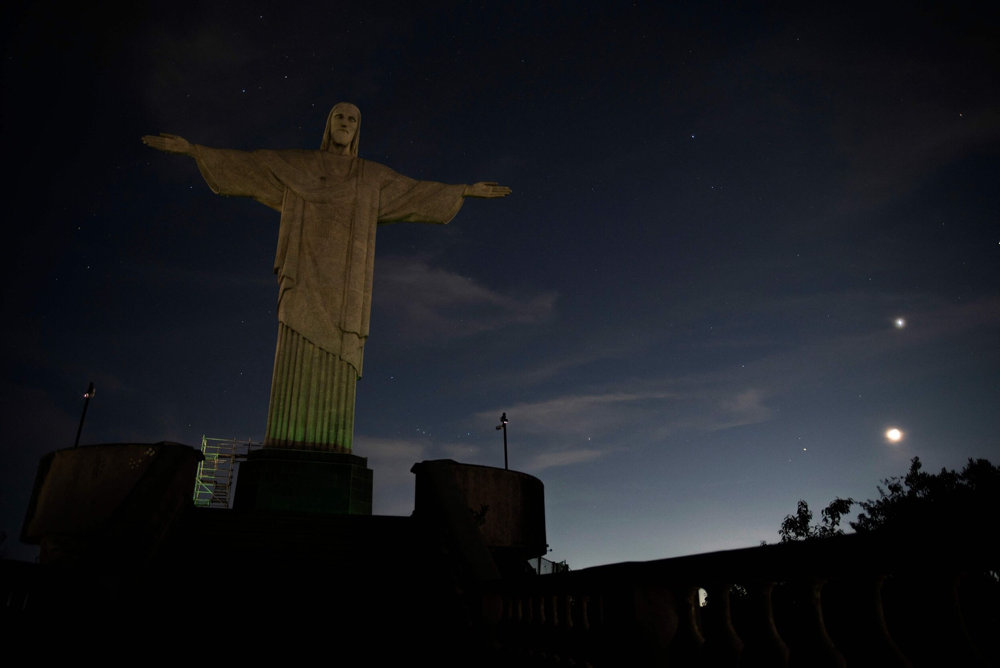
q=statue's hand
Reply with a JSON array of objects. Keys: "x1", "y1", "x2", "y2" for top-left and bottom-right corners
[
  {"x1": 464, "y1": 182, "x2": 512, "y2": 198},
  {"x1": 141, "y1": 133, "x2": 192, "y2": 155}
]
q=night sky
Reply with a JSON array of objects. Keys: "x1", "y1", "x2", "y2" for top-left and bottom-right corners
[{"x1": 3, "y1": 1, "x2": 998, "y2": 567}]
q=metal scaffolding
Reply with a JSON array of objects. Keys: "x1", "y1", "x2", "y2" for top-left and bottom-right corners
[{"x1": 193, "y1": 436, "x2": 263, "y2": 508}]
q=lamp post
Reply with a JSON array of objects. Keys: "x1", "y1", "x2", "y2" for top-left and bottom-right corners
[
  {"x1": 495, "y1": 412, "x2": 509, "y2": 471},
  {"x1": 74, "y1": 381, "x2": 95, "y2": 448}
]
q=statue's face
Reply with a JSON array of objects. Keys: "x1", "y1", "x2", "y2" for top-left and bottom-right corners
[{"x1": 329, "y1": 107, "x2": 359, "y2": 149}]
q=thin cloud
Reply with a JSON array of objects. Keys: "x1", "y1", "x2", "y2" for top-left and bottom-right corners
[
  {"x1": 486, "y1": 338, "x2": 645, "y2": 388},
  {"x1": 525, "y1": 448, "x2": 605, "y2": 473},
  {"x1": 462, "y1": 292, "x2": 997, "y2": 471},
  {"x1": 439, "y1": 442, "x2": 484, "y2": 460},
  {"x1": 374, "y1": 256, "x2": 557, "y2": 343},
  {"x1": 713, "y1": 294, "x2": 1000, "y2": 394},
  {"x1": 358, "y1": 435, "x2": 427, "y2": 464},
  {"x1": 478, "y1": 391, "x2": 679, "y2": 438},
  {"x1": 470, "y1": 385, "x2": 776, "y2": 469},
  {"x1": 828, "y1": 61, "x2": 998, "y2": 208},
  {"x1": 712, "y1": 388, "x2": 774, "y2": 431}
]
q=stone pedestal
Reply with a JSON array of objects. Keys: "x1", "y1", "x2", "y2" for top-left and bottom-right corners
[
  {"x1": 233, "y1": 448, "x2": 372, "y2": 515},
  {"x1": 412, "y1": 459, "x2": 546, "y2": 575},
  {"x1": 21, "y1": 442, "x2": 203, "y2": 565}
]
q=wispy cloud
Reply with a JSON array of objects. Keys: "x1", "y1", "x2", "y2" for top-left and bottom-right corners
[
  {"x1": 470, "y1": 384, "x2": 776, "y2": 473},
  {"x1": 457, "y1": 292, "x2": 999, "y2": 472},
  {"x1": 712, "y1": 293, "x2": 1000, "y2": 392},
  {"x1": 478, "y1": 391, "x2": 679, "y2": 439},
  {"x1": 373, "y1": 256, "x2": 557, "y2": 343},
  {"x1": 360, "y1": 435, "x2": 428, "y2": 463},
  {"x1": 711, "y1": 388, "x2": 774, "y2": 431},
  {"x1": 830, "y1": 68, "x2": 999, "y2": 209},
  {"x1": 524, "y1": 448, "x2": 606, "y2": 473},
  {"x1": 439, "y1": 442, "x2": 484, "y2": 460}
]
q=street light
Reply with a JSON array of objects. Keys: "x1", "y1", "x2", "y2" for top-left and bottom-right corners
[{"x1": 495, "y1": 412, "x2": 509, "y2": 470}]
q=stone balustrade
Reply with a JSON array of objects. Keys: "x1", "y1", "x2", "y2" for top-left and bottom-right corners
[{"x1": 481, "y1": 532, "x2": 998, "y2": 667}]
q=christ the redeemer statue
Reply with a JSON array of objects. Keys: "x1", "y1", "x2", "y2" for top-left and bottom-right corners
[{"x1": 143, "y1": 102, "x2": 510, "y2": 453}]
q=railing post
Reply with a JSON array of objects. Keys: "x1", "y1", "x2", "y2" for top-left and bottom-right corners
[
  {"x1": 785, "y1": 579, "x2": 845, "y2": 668},
  {"x1": 626, "y1": 583, "x2": 679, "y2": 666},
  {"x1": 885, "y1": 572, "x2": 989, "y2": 666},
  {"x1": 701, "y1": 583, "x2": 744, "y2": 666},
  {"x1": 822, "y1": 576, "x2": 911, "y2": 667},
  {"x1": 741, "y1": 581, "x2": 790, "y2": 668},
  {"x1": 666, "y1": 583, "x2": 706, "y2": 665},
  {"x1": 482, "y1": 535, "x2": 996, "y2": 667}
]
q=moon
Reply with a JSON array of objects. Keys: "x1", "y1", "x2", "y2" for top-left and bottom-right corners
[
  {"x1": 893, "y1": 317, "x2": 906, "y2": 329},
  {"x1": 885, "y1": 427, "x2": 903, "y2": 443}
]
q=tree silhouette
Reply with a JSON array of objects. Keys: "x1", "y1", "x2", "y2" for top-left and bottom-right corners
[
  {"x1": 779, "y1": 496, "x2": 854, "y2": 542},
  {"x1": 779, "y1": 457, "x2": 1000, "y2": 542}
]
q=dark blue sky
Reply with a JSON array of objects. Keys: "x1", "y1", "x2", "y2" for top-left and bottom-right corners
[{"x1": 3, "y1": 1, "x2": 998, "y2": 566}]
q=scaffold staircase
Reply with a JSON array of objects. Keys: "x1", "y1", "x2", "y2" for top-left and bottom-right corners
[{"x1": 193, "y1": 436, "x2": 262, "y2": 508}]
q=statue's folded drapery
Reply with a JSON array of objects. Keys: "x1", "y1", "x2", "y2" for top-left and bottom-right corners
[{"x1": 192, "y1": 146, "x2": 466, "y2": 450}]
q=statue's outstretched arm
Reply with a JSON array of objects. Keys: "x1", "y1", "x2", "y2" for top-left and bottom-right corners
[
  {"x1": 463, "y1": 182, "x2": 512, "y2": 198},
  {"x1": 141, "y1": 133, "x2": 193, "y2": 156}
]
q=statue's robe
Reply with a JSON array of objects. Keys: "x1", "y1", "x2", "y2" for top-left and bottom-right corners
[{"x1": 192, "y1": 146, "x2": 465, "y2": 451}]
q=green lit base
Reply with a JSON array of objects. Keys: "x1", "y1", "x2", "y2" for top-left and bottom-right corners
[{"x1": 233, "y1": 448, "x2": 372, "y2": 515}]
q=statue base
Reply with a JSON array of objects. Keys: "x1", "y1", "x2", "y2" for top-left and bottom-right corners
[{"x1": 233, "y1": 448, "x2": 372, "y2": 515}]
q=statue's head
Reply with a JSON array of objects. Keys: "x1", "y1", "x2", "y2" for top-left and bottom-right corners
[{"x1": 321, "y1": 102, "x2": 361, "y2": 155}]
